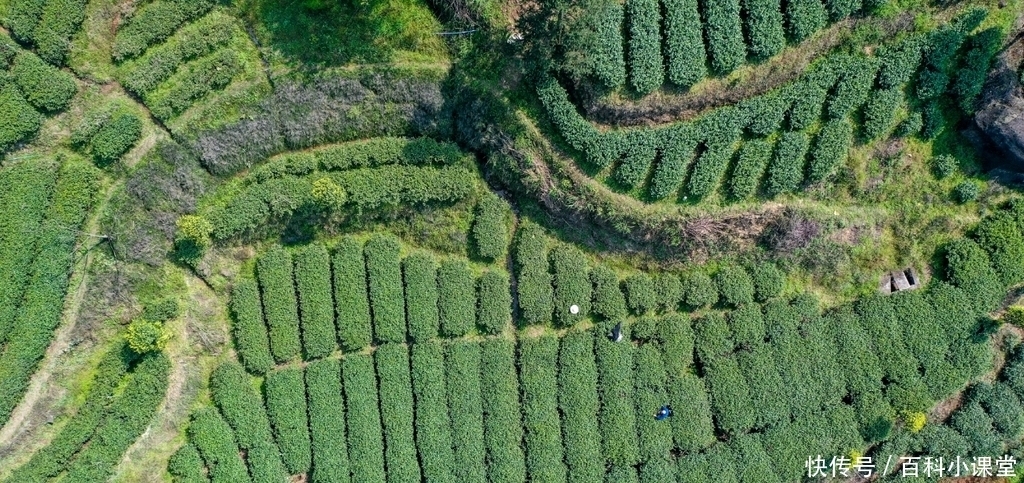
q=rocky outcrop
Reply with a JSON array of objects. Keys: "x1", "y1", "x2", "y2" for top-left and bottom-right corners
[{"x1": 975, "y1": 30, "x2": 1024, "y2": 172}]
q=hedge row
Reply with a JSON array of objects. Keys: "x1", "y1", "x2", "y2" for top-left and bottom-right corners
[
  {"x1": 655, "y1": 274, "x2": 682, "y2": 313},
  {"x1": 715, "y1": 265, "x2": 755, "y2": 307},
  {"x1": 188, "y1": 408, "x2": 250, "y2": 483},
  {"x1": 591, "y1": 265, "x2": 628, "y2": 320},
  {"x1": 743, "y1": 0, "x2": 786, "y2": 59},
  {"x1": 557, "y1": 330, "x2": 604, "y2": 483},
  {"x1": 615, "y1": 130, "x2": 658, "y2": 188},
  {"x1": 787, "y1": 81, "x2": 827, "y2": 130},
  {"x1": 403, "y1": 253, "x2": 439, "y2": 343},
  {"x1": 295, "y1": 244, "x2": 336, "y2": 359},
  {"x1": 687, "y1": 141, "x2": 735, "y2": 198},
  {"x1": 167, "y1": 443, "x2": 206, "y2": 483},
  {"x1": 785, "y1": 0, "x2": 827, "y2": 42},
  {"x1": 11, "y1": 52, "x2": 76, "y2": 112},
  {"x1": 342, "y1": 354, "x2": 387, "y2": 482},
  {"x1": 375, "y1": 344, "x2": 422, "y2": 482},
  {"x1": 591, "y1": 2, "x2": 628, "y2": 89},
  {"x1": 478, "y1": 270, "x2": 512, "y2": 335},
  {"x1": 229, "y1": 281, "x2": 274, "y2": 374},
  {"x1": 703, "y1": 0, "x2": 746, "y2": 73},
  {"x1": 595, "y1": 331, "x2": 639, "y2": 469},
  {"x1": 740, "y1": 92, "x2": 790, "y2": 137},
  {"x1": 438, "y1": 259, "x2": 475, "y2": 337},
  {"x1": 648, "y1": 127, "x2": 698, "y2": 200},
  {"x1": 145, "y1": 49, "x2": 240, "y2": 121},
  {"x1": 633, "y1": 344, "x2": 675, "y2": 481},
  {"x1": 32, "y1": 0, "x2": 87, "y2": 65},
  {"x1": 626, "y1": 0, "x2": 664, "y2": 94},
  {"x1": 861, "y1": 87, "x2": 902, "y2": 141},
  {"x1": 304, "y1": 359, "x2": 350, "y2": 483},
  {"x1": 445, "y1": 341, "x2": 487, "y2": 483},
  {"x1": 410, "y1": 342, "x2": 456, "y2": 483},
  {"x1": 876, "y1": 36, "x2": 923, "y2": 88},
  {"x1": 265, "y1": 367, "x2": 312, "y2": 474},
  {"x1": 765, "y1": 131, "x2": 808, "y2": 196},
  {"x1": 365, "y1": 234, "x2": 406, "y2": 343},
  {"x1": 113, "y1": 0, "x2": 215, "y2": 61},
  {"x1": 682, "y1": 271, "x2": 718, "y2": 308},
  {"x1": 624, "y1": 273, "x2": 657, "y2": 315},
  {"x1": 730, "y1": 139, "x2": 772, "y2": 199},
  {"x1": 551, "y1": 245, "x2": 591, "y2": 326},
  {"x1": 663, "y1": 0, "x2": 706, "y2": 87},
  {"x1": 954, "y1": 28, "x2": 1001, "y2": 114},
  {"x1": 515, "y1": 222, "x2": 553, "y2": 325},
  {"x1": 694, "y1": 312, "x2": 734, "y2": 362},
  {"x1": 256, "y1": 246, "x2": 301, "y2": 362},
  {"x1": 807, "y1": 119, "x2": 852, "y2": 183},
  {"x1": 472, "y1": 193, "x2": 510, "y2": 261},
  {"x1": 480, "y1": 338, "x2": 527, "y2": 483},
  {"x1": 0, "y1": 84, "x2": 43, "y2": 152},
  {"x1": 736, "y1": 343, "x2": 790, "y2": 428},
  {"x1": 519, "y1": 336, "x2": 567, "y2": 482},
  {"x1": 728, "y1": 303, "x2": 766, "y2": 348},
  {"x1": 334, "y1": 237, "x2": 373, "y2": 350},
  {"x1": 209, "y1": 361, "x2": 288, "y2": 483},
  {"x1": 827, "y1": 57, "x2": 879, "y2": 119},
  {"x1": 703, "y1": 354, "x2": 756, "y2": 435}
]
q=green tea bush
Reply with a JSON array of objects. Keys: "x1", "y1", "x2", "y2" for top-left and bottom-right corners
[
  {"x1": 112, "y1": 0, "x2": 215, "y2": 61},
  {"x1": 551, "y1": 245, "x2": 592, "y2": 327},
  {"x1": 932, "y1": 154, "x2": 959, "y2": 179},
  {"x1": 364, "y1": 234, "x2": 405, "y2": 343},
  {"x1": 955, "y1": 181, "x2": 980, "y2": 204},
  {"x1": 591, "y1": 265, "x2": 628, "y2": 320},
  {"x1": 626, "y1": 0, "x2": 664, "y2": 94},
  {"x1": 648, "y1": 126, "x2": 697, "y2": 200},
  {"x1": 519, "y1": 336, "x2": 568, "y2": 482},
  {"x1": 861, "y1": 88, "x2": 902, "y2": 141},
  {"x1": 950, "y1": 401, "x2": 1002, "y2": 457},
  {"x1": 89, "y1": 113, "x2": 142, "y2": 164},
  {"x1": 663, "y1": 0, "x2": 707, "y2": 87},
  {"x1": 749, "y1": 262, "x2": 784, "y2": 301},
  {"x1": 167, "y1": 443, "x2": 206, "y2": 483},
  {"x1": 333, "y1": 237, "x2": 373, "y2": 351},
  {"x1": 654, "y1": 273, "x2": 682, "y2": 312},
  {"x1": 294, "y1": 244, "x2": 336, "y2": 359},
  {"x1": 615, "y1": 130, "x2": 658, "y2": 188},
  {"x1": 659, "y1": 314, "x2": 695, "y2": 376},
  {"x1": 557, "y1": 330, "x2": 603, "y2": 483},
  {"x1": 472, "y1": 193, "x2": 510, "y2": 261},
  {"x1": 765, "y1": 131, "x2": 809, "y2": 196},
  {"x1": 633, "y1": 344, "x2": 674, "y2": 481},
  {"x1": 624, "y1": 273, "x2": 657, "y2": 315},
  {"x1": 591, "y1": 3, "x2": 628, "y2": 88},
  {"x1": 342, "y1": 354, "x2": 386, "y2": 482},
  {"x1": 740, "y1": 92, "x2": 790, "y2": 136},
  {"x1": 537, "y1": 79, "x2": 602, "y2": 163},
  {"x1": 787, "y1": 82, "x2": 827, "y2": 130},
  {"x1": 595, "y1": 331, "x2": 640, "y2": 468},
  {"x1": 410, "y1": 342, "x2": 455, "y2": 483},
  {"x1": 921, "y1": 101, "x2": 946, "y2": 139},
  {"x1": 703, "y1": 0, "x2": 746, "y2": 73},
  {"x1": 438, "y1": 259, "x2": 475, "y2": 337},
  {"x1": 827, "y1": 58, "x2": 878, "y2": 119},
  {"x1": 477, "y1": 270, "x2": 511, "y2": 335},
  {"x1": 304, "y1": 359, "x2": 351, "y2": 483},
  {"x1": 694, "y1": 312, "x2": 735, "y2": 362},
  {"x1": 982, "y1": 382, "x2": 1024, "y2": 440},
  {"x1": 375, "y1": 344, "x2": 422, "y2": 482},
  {"x1": 7, "y1": 0, "x2": 45, "y2": 44},
  {"x1": 743, "y1": 0, "x2": 786, "y2": 59},
  {"x1": 229, "y1": 279, "x2": 273, "y2": 374},
  {"x1": 480, "y1": 338, "x2": 527, "y2": 482},
  {"x1": 785, "y1": 0, "x2": 826, "y2": 42},
  {"x1": 11, "y1": 52, "x2": 76, "y2": 112},
  {"x1": 916, "y1": 69, "x2": 949, "y2": 100},
  {"x1": 682, "y1": 271, "x2": 718, "y2": 307},
  {"x1": 704, "y1": 444, "x2": 740, "y2": 483},
  {"x1": 264, "y1": 368, "x2": 312, "y2": 474},
  {"x1": 824, "y1": 0, "x2": 859, "y2": 21},
  {"x1": 807, "y1": 119, "x2": 852, "y2": 183},
  {"x1": 704, "y1": 355, "x2": 756, "y2": 435},
  {"x1": 515, "y1": 222, "x2": 553, "y2": 325},
  {"x1": 686, "y1": 142, "x2": 734, "y2": 198},
  {"x1": 728, "y1": 303, "x2": 766, "y2": 348},
  {"x1": 729, "y1": 140, "x2": 772, "y2": 199},
  {"x1": 119, "y1": 12, "x2": 235, "y2": 95},
  {"x1": 896, "y1": 112, "x2": 923, "y2": 137},
  {"x1": 209, "y1": 361, "x2": 288, "y2": 483},
  {"x1": 715, "y1": 265, "x2": 755, "y2": 307},
  {"x1": 736, "y1": 344, "x2": 790, "y2": 428},
  {"x1": 402, "y1": 253, "x2": 439, "y2": 343},
  {"x1": 445, "y1": 341, "x2": 487, "y2": 482},
  {"x1": 666, "y1": 373, "x2": 716, "y2": 452},
  {"x1": 954, "y1": 28, "x2": 1002, "y2": 114},
  {"x1": 33, "y1": 0, "x2": 86, "y2": 65},
  {"x1": 146, "y1": 49, "x2": 240, "y2": 120},
  {"x1": 0, "y1": 84, "x2": 43, "y2": 153},
  {"x1": 188, "y1": 408, "x2": 250, "y2": 483},
  {"x1": 973, "y1": 212, "x2": 1024, "y2": 287},
  {"x1": 256, "y1": 247, "x2": 301, "y2": 362},
  {"x1": 876, "y1": 36, "x2": 923, "y2": 88}
]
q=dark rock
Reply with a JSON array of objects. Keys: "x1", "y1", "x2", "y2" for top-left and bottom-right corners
[{"x1": 975, "y1": 32, "x2": 1024, "y2": 171}]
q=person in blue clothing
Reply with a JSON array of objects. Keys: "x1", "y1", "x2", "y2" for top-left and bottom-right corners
[{"x1": 655, "y1": 405, "x2": 672, "y2": 420}]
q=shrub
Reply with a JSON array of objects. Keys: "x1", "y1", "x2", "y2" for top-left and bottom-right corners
[
  {"x1": 743, "y1": 0, "x2": 786, "y2": 59},
  {"x1": 728, "y1": 303, "x2": 765, "y2": 348},
  {"x1": 632, "y1": 344, "x2": 674, "y2": 481},
  {"x1": 0, "y1": 85, "x2": 43, "y2": 152},
  {"x1": 729, "y1": 140, "x2": 772, "y2": 199},
  {"x1": 659, "y1": 314, "x2": 695, "y2": 376},
  {"x1": 294, "y1": 244, "x2": 336, "y2": 359},
  {"x1": 89, "y1": 112, "x2": 142, "y2": 164},
  {"x1": 515, "y1": 222, "x2": 553, "y2": 325},
  {"x1": 304, "y1": 359, "x2": 351, "y2": 483},
  {"x1": 311, "y1": 177, "x2": 347, "y2": 211},
  {"x1": 438, "y1": 259, "x2": 475, "y2": 337},
  {"x1": 950, "y1": 401, "x2": 1002, "y2": 457},
  {"x1": 824, "y1": 0, "x2": 859, "y2": 21},
  {"x1": 551, "y1": 245, "x2": 592, "y2": 327},
  {"x1": 704, "y1": 355, "x2": 756, "y2": 435},
  {"x1": 663, "y1": 0, "x2": 707, "y2": 87},
  {"x1": 375, "y1": 344, "x2": 422, "y2": 482},
  {"x1": 11, "y1": 52, "x2": 76, "y2": 112},
  {"x1": 519, "y1": 336, "x2": 568, "y2": 482},
  {"x1": 595, "y1": 329, "x2": 640, "y2": 467},
  {"x1": 626, "y1": 0, "x2": 664, "y2": 94},
  {"x1": 785, "y1": 0, "x2": 826, "y2": 42},
  {"x1": 615, "y1": 130, "x2": 658, "y2": 188},
  {"x1": 188, "y1": 408, "x2": 250, "y2": 483},
  {"x1": 654, "y1": 273, "x2": 682, "y2": 313},
  {"x1": 694, "y1": 312, "x2": 735, "y2": 362},
  {"x1": 932, "y1": 154, "x2": 959, "y2": 179},
  {"x1": 921, "y1": 100, "x2": 946, "y2": 139},
  {"x1": 480, "y1": 338, "x2": 527, "y2": 482},
  {"x1": 6, "y1": 0, "x2": 45, "y2": 44},
  {"x1": 446, "y1": 341, "x2": 487, "y2": 482},
  {"x1": 264, "y1": 368, "x2": 312, "y2": 474},
  {"x1": 765, "y1": 131, "x2": 809, "y2": 196},
  {"x1": 1005, "y1": 306, "x2": 1024, "y2": 327},
  {"x1": 591, "y1": 3, "x2": 628, "y2": 88},
  {"x1": 256, "y1": 247, "x2": 301, "y2": 362},
  {"x1": 955, "y1": 28, "x2": 1002, "y2": 114},
  {"x1": 974, "y1": 212, "x2": 1024, "y2": 287},
  {"x1": 827, "y1": 58, "x2": 878, "y2": 119},
  {"x1": 402, "y1": 253, "x2": 439, "y2": 343},
  {"x1": 807, "y1": 119, "x2": 852, "y2": 183},
  {"x1": 342, "y1": 354, "x2": 386, "y2": 482},
  {"x1": 112, "y1": 0, "x2": 215, "y2": 61},
  {"x1": 168, "y1": 443, "x2": 206, "y2": 483},
  {"x1": 557, "y1": 331, "x2": 603, "y2": 483},
  {"x1": 703, "y1": 0, "x2": 746, "y2": 73},
  {"x1": 982, "y1": 382, "x2": 1024, "y2": 440},
  {"x1": 537, "y1": 79, "x2": 601, "y2": 162},
  {"x1": 876, "y1": 36, "x2": 923, "y2": 89},
  {"x1": 666, "y1": 372, "x2": 716, "y2": 452},
  {"x1": 477, "y1": 270, "x2": 512, "y2": 335},
  {"x1": 472, "y1": 193, "x2": 510, "y2": 261},
  {"x1": 648, "y1": 126, "x2": 697, "y2": 200},
  {"x1": 333, "y1": 237, "x2": 373, "y2": 351},
  {"x1": 409, "y1": 342, "x2": 455, "y2": 482},
  {"x1": 749, "y1": 262, "x2": 784, "y2": 301},
  {"x1": 861, "y1": 88, "x2": 902, "y2": 141},
  {"x1": 364, "y1": 234, "x2": 406, "y2": 343},
  {"x1": 736, "y1": 344, "x2": 790, "y2": 428},
  {"x1": 591, "y1": 265, "x2": 627, "y2": 320},
  {"x1": 715, "y1": 265, "x2": 755, "y2": 307},
  {"x1": 624, "y1": 273, "x2": 657, "y2": 315},
  {"x1": 916, "y1": 69, "x2": 949, "y2": 100},
  {"x1": 146, "y1": 49, "x2": 240, "y2": 121},
  {"x1": 686, "y1": 142, "x2": 735, "y2": 199},
  {"x1": 209, "y1": 361, "x2": 288, "y2": 483},
  {"x1": 740, "y1": 92, "x2": 790, "y2": 137},
  {"x1": 33, "y1": 0, "x2": 87, "y2": 65},
  {"x1": 787, "y1": 82, "x2": 827, "y2": 130},
  {"x1": 682, "y1": 271, "x2": 718, "y2": 307},
  {"x1": 955, "y1": 181, "x2": 980, "y2": 204},
  {"x1": 677, "y1": 453, "x2": 711, "y2": 483},
  {"x1": 125, "y1": 319, "x2": 170, "y2": 354},
  {"x1": 174, "y1": 214, "x2": 211, "y2": 263},
  {"x1": 896, "y1": 112, "x2": 923, "y2": 137}
]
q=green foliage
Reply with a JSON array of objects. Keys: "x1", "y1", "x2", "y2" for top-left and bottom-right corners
[
  {"x1": 876, "y1": 36, "x2": 923, "y2": 89},
  {"x1": 264, "y1": 368, "x2": 312, "y2": 474},
  {"x1": 175, "y1": 214, "x2": 212, "y2": 263},
  {"x1": 624, "y1": 273, "x2": 657, "y2": 316},
  {"x1": 551, "y1": 245, "x2": 592, "y2": 326},
  {"x1": 146, "y1": 49, "x2": 240, "y2": 121},
  {"x1": 519, "y1": 336, "x2": 568, "y2": 482},
  {"x1": 438, "y1": 259, "x2": 475, "y2": 337},
  {"x1": 167, "y1": 443, "x2": 206, "y2": 483},
  {"x1": 188, "y1": 408, "x2": 251, "y2": 483},
  {"x1": 955, "y1": 181, "x2": 980, "y2": 204},
  {"x1": 342, "y1": 354, "x2": 386, "y2": 482},
  {"x1": 375, "y1": 344, "x2": 422, "y2": 482},
  {"x1": 765, "y1": 131, "x2": 808, "y2": 196},
  {"x1": 33, "y1": 0, "x2": 86, "y2": 65},
  {"x1": 785, "y1": 0, "x2": 826, "y2": 42},
  {"x1": 682, "y1": 271, "x2": 718, "y2": 307},
  {"x1": 704, "y1": 354, "x2": 756, "y2": 435},
  {"x1": 728, "y1": 303, "x2": 766, "y2": 348},
  {"x1": 861, "y1": 88, "x2": 902, "y2": 141},
  {"x1": 209, "y1": 361, "x2": 288, "y2": 483},
  {"x1": 827, "y1": 57, "x2": 878, "y2": 119},
  {"x1": 333, "y1": 237, "x2": 373, "y2": 351},
  {"x1": 666, "y1": 372, "x2": 716, "y2": 452},
  {"x1": 537, "y1": 79, "x2": 605, "y2": 166},
  {"x1": 649, "y1": 126, "x2": 697, "y2": 200},
  {"x1": 11, "y1": 52, "x2": 76, "y2": 112},
  {"x1": 979, "y1": 382, "x2": 1024, "y2": 440},
  {"x1": 591, "y1": 265, "x2": 628, "y2": 320},
  {"x1": 6, "y1": 0, "x2": 46, "y2": 44},
  {"x1": 916, "y1": 69, "x2": 949, "y2": 100},
  {"x1": 932, "y1": 154, "x2": 959, "y2": 179},
  {"x1": 694, "y1": 312, "x2": 734, "y2": 362},
  {"x1": 591, "y1": 3, "x2": 628, "y2": 88},
  {"x1": 663, "y1": 0, "x2": 706, "y2": 87},
  {"x1": 632, "y1": 344, "x2": 674, "y2": 482},
  {"x1": 445, "y1": 341, "x2": 487, "y2": 483},
  {"x1": 256, "y1": 246, "x2": 301, "y2": 362},
  {"x1": 402, "y1": 252, "x2": 439, "y2": 343},
  {"x1": 743, "y1": 0, "x2": 785, "y2": 59},
  {"x1": 595, "y1": 329, "x2": 640, "y2": 468},
  {"x1": 615, "y1": 130, "x2": 658, "y2": 188},
  {"x1": 715, "y1": 265, "x2": 755, "y2": 307},
  {"x1": 703, "y1": 0, "x2": 746, "y2": 73},
  {"x1": 480, "y1": 338, "x2": 527, "y2": 483},
  {"x1": 955, "y1": 28, "x2": 1002, "y2": 114},
  {"x1": 950, "y1": 401, "x2": 1002, "y2": 456},
  {"x1": 557, "y1": 330, "x2": 604, "y2": 483},
  {"x1": 974, "y1": 213, "x2": 1024, "y2": 287},
  {"x1": 477, "y1": 270, "x2": 512, "y2": 335},
  {"x1": 1005, "y1": 306, "x2": 1024, "y2": 327},
  {"x1": 626, "y1": 0, "x2": 664, "y2": 94},
  {"x1": 89, "y1": 113, "x2": 142, "y2": 164},
  {"x1": 749, "y1": 262, "x2": 784, "y2": 301},
  {"x1": 125, "y1": 319, "x2": 170, "y2": 354},
  {"x1": 0, "y1": 84, "x2": 43, "y2": 152},
  {"x1": 112, "y1": 0, "x2": 215, "y2": 61},
  {"x1": 472, "y1": 193, "x2": 510, "y2": 261},
  {"x1": 787, "y1": 82, "x2": 827, "y2": 130},
  {"x1": 311, "y1": 177, "x2": 347, "y2": 211},
  {"x1": 294, "y1": 244, "x2": 336, "y2": 359},
  {"x1": 686, "y1": 141, "x2": 735, "y2": 199},
  {"x1": 515, "y1": 222, "x2": 553, "y2": 325},
  {"x1": 654, "y1": 273, "x2": 682, "y2": 312},
  {"x1": 737, "y1": 343, "x2": 790, "y2": 428},
  {"x1": 741, "y1": 92, "x2": 790, "y2": 137},
  {"x1": 365, "y1": 234, "x2": 406, "y2": 343},
  {"x1": 921, "y1": 101, "x2": 946, "y2": 139},
  {"x1": 807, "y1": 119, "x2": 852, "y2": 183},
  {"x1": 896, "y1": 112, "x2": 923, "y2": 137},
  {"x1": 730, "y1": 140, "x2": 772, "y2": 199},
  {"x1": 409, "y1": 342, "x2": 455, "y2": 483},
  {"x1": 304, "y1": 359, "x2": 351, "y2": 483},
  {"x1": 659, "y1": 314, "x2": 695, "y2": 376}
]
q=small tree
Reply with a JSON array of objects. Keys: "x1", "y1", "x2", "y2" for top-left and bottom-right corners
[
  {"x1": 954, "y1": 181, "x2": 979, "y2": 204},
  {"x1": 311, "y1": 177, "x2": 347, "y2": 211},
  {"x1": 175, "y1": 215, "x2": 212, "y2": 264},
  {"x1": 125, "y1": 319, "x2": 171, "y2": 354}
]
